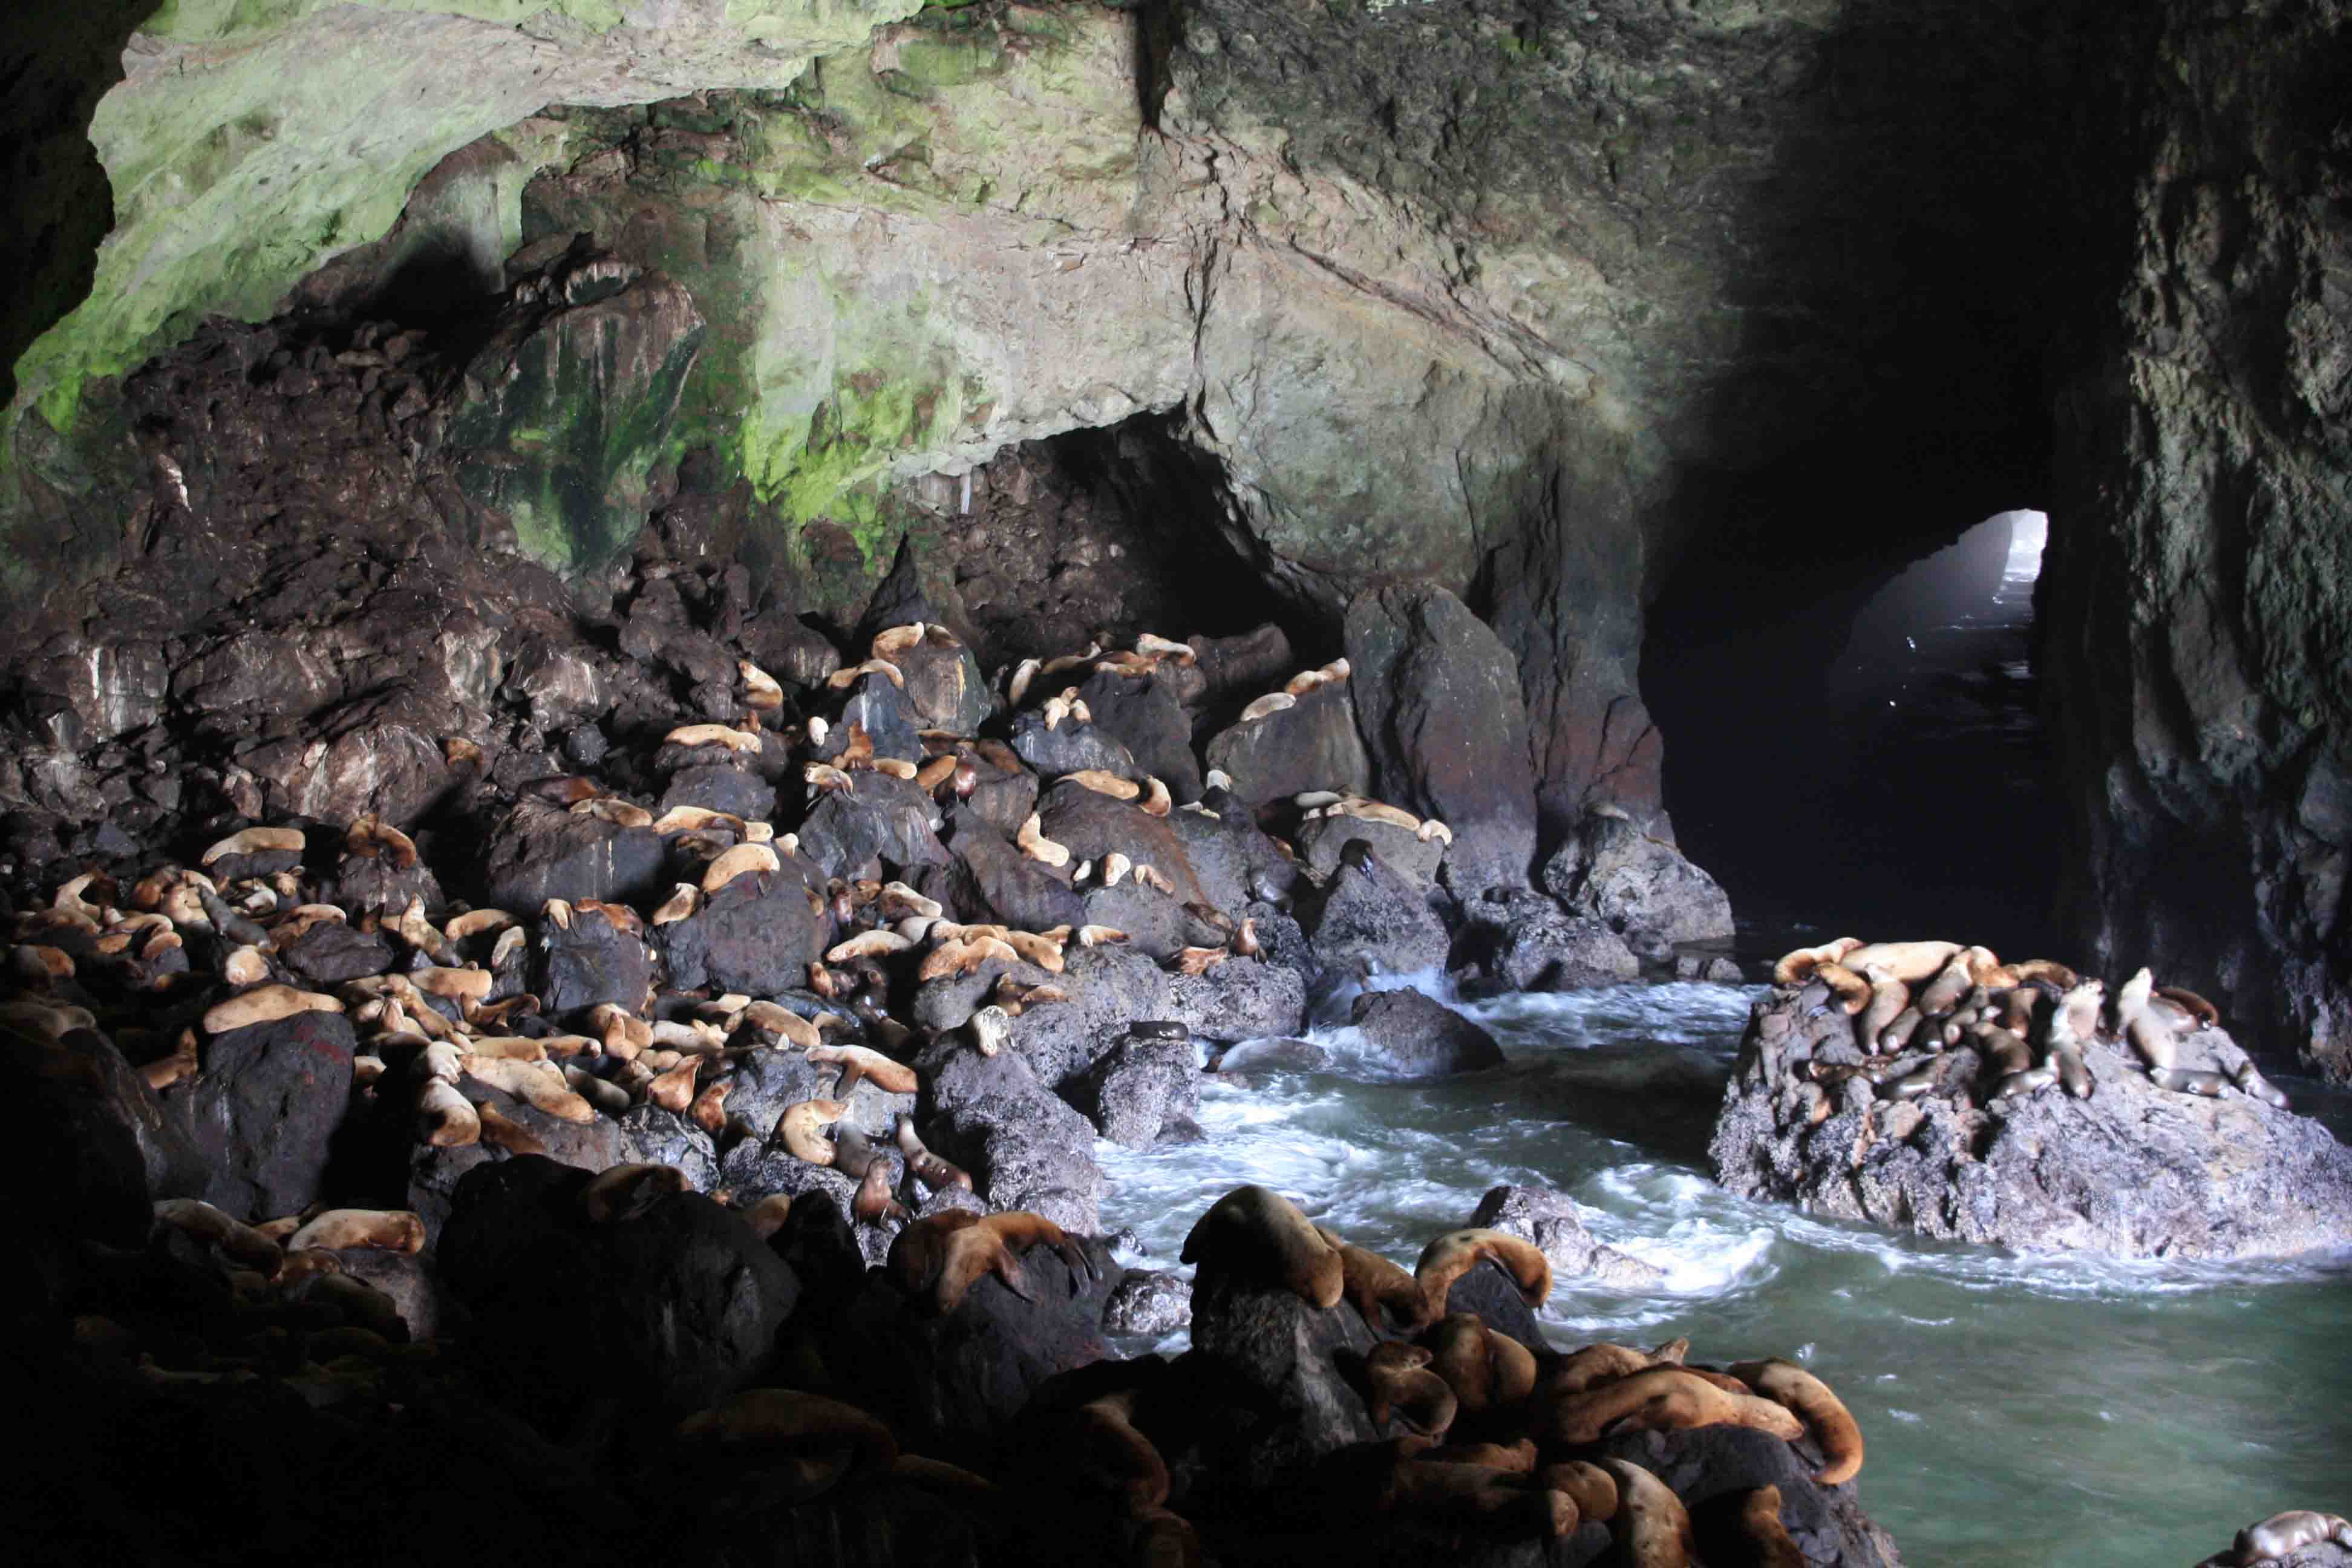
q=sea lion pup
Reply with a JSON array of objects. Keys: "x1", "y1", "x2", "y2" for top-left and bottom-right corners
[
  {"x1": 1414, "y1": 1229, "x2": 1552, "y2": 1321},
  {"x1": 1545, "y1": 1366, "x2": 1803, "y2": 1446},
  {"x1": 1425, "y1": 1312, "x2": 1540, "y2": 1413},
  {"x1": 579, "y1": 1163, "x2": 690, "y2": 1224},
  {"x1": 1543, "y1": 1338, "x2": 1690, "y2": 1399},
  {"x1": 808, "y1": 1042, "x2": 918, "y2": 1096},
  {"x1": 1313, "y1": 1226, "x2": 1425, "y2": 1331},
  {"x1": 777, "y1": 1099, "x2": 849, "y2": 1164},
  {"x1": 1837, "y1": 940, "x2": 1968, "y2": 984},
  {"x1": 286, "y1": 1209, "x2": 424, "y2": 1254},
  {"x1": 894, "y1": 1115, "x2": 974, "y2": 1191},
  {"x1": 1362, "y1": 1342, "x2": 1460, "y2": 1436},
  {"x1": 1728, "y1": 1357, "x2": 1863, "y2": 1485},
  {"x1": 1771, "y1": 938, "x2": 1863, "y2": 987},
  {"x1": 1855, "y1": 965, "x2": 1909, "y2": 1046},
  {"x1": 1180, "y1": 1185, "x2": 1345, "y2": 1310},
  {"x1": 153, "y1": 1199, "x2": 284, "y2": 1275},
  {"x1": 2229, "y1": 1510, "x2": 2352, "y2": 1566}
]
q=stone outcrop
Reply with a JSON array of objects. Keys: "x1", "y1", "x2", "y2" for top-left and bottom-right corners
[{"x1": 1711, "y1": 981, "x2": 2352, "y2": 1259}]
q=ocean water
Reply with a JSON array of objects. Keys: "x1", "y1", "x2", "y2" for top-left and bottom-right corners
[{"x1": 1097, "y1": 974, "x2": 2352, "y2": 1567}]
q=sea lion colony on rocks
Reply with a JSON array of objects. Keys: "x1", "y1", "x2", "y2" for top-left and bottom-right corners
[{"x1": 1711, "y1": 936, "x2": 2352, "y2": 1260}]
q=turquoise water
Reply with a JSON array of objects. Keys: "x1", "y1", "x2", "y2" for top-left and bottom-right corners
[{"x1": 1096, "y1": 979, "x2": 2352, "y2": 1566}]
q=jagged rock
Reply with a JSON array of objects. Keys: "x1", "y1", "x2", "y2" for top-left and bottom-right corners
[
  {"x1": 1008, "y1": 708, "x2": 1138, "y2": 782},
  {"x1": 328, "y1": 1249, "x2": 447, "y2": 1341},
  {"x1": 1169, "y1": 955, "x2": 1307, "y2": 1042},
  {"x1": 1189, "y1": 624, "x2": 1295, "y2": 702},
  {"x1": 1186, "y1": 1273, "x2": 1379, "y2": 1479},
  {"x1": 1303, "y1": 844, "x2": 1450, "y2": 977},
  {"x1": 837, "y1": 1230, "x2": 1116, "y2": 1460},
  {"x1": 655, "y1": 871, "x2": 824, "y2": 998},
  {"x1": 1469, "y1": 1184, "x2": 1664, "y2": 1290},
  {"x1": 482, "y1": 799, "x2": 667, "y2": 913},
  {"x1": 1602, "y1": 1426, "x2": 1901, "y2": 1567},
  {"x1": 275, "y1": 920, "x2": 396, "y2": 985},
  {"x1": 1475, "y1": 892, "x2": 1643, "y2": 990},
  {"x1": 1075, "y1": 668, "x2": 1201, "y2": 801},
  {"x1": 612, "y1": 1104, "x2": 721, "y2": 1192},
  {"x1": 1541, "y1": 806, "x2": 1734, "y2": 947},
  {"x1": 978, "y1": 943, "x2": 1174, "y2": 1088},
  {"x1": 886, "y1": 633, "x2": 991, "y2": 737},
  {"x1": 505, "y1": 642, "x2": 604, "y2": 730},
  {"x1": 1344, "y1": 583, "x2": 1539, "y2": 897},
  {"x1": 405, "y1": 1097, "x2": 640, "y2": 1246},
  {"x1": 13, "y1": 1027, "x2": 175, "y2": 1300},
  {"x1": 1103, "y1": 1269, "x2": 1194, "y2": 1338},
  {"x1": 959, "y1": 748, "x2": 1041, "y2": 835},
  {"x1": 740, "y1": 613, "x2": 841, "y2": 690},
  {"x1": 1062, "y1": 1025, "x2": 1198, "y2": 1148},
  {"x1": 938, "y1": 806, "x2": 1086, "y2": 936},
  {"x1": 794, "y1": 774, "x2": 949, "y2": 881},
  {"x1": 655, "y1": 764, "x2": 776, "y2": 822},
  {"x1": 172, "y1": 1009, "x2": 354, "y2": 1221},
  {"x1": 330, "y1": 849, "x2": 445, "y2": 920},
  {"x1": 1167, "y1": 795, "x2": 1300, "y2": 913},
  {"x1": 535, "y1": 903, "x2": 653, "y2": 1014},
  {"x1": 450, "y1": 246, "x2": 705, "y2": 572},
  {"x1": 1296, "y1": 811, "x2": 1443, "y2": 887},
  {"x1": 820, "y1": 668, "x2": 924, "y2": 764},
  {"x1": 1204, "y1": 682, "x2": 1372, "y2": 808},
  {"x1": 1712, "y1": 990, "x2": 2352, "y2": 1258},
  {"x1": 922, "y1": 1045, "x2": 1103, "y2": 1233},
  {"x1": 1347, "y1": 987, "x2": 1504, "y2": 1077},
  {"x1": 438, "y1": 1155, "x2": 797, "y2": 1422}
]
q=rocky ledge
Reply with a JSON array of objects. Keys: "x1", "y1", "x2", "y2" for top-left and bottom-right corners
[{"x1": 1710, "y1": 938, "x2": 2352, "y2": 1259}]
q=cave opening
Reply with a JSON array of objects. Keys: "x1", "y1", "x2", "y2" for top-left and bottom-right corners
[
  {"x1": 1644, "y1": 503, "x2": 2063, "y2": 962},
  {"x1": 906, "y1": 410, "x2": 1294, "y2": 670}
]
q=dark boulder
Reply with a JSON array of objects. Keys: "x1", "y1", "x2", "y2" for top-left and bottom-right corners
[
  {"x1": 535, "y1": 903, "x2": 653, "y2": 1014},
  {"x1": 1076, "y1": 668, "x2": 1203, "y2": 801},
  {"x1": 1303, "y1": 845, "x2": 1450, "y2": 977},
  {"x1": 1474, "y1": 891, "x2": 1642, "y2": 990},
  {"x1": 175, "y1": 1008, "x2": 355, "y2": 1221},
  {"x1": 1343, "y1": 583, "x2": 1539, "y2": 897},
  {"x1": 276, "y1": 920, "x2": 396, "y2": 985},
  {"x1": 1061, "y1": 1025, "x2": 1199, "y2": 1148},
  {"x1": 923, "y1": 1046, "x2": 1104, "y2": 1232},
  {"x1": 938, "y1": 807, "x2": 1086, "y2": 935},
  {"x1": 1469, "y1": 1184, "x2": 1664, "y2": 1289},
  {"x1": 656, "y1": 872, "x2": 824, "y2": 998},
  {"x1": 438, "y1": 1155, "x2": 799, "y2": 1422},
  {"x1": 656, "y1": 764, "x2": 777, "y2": 822},
  {"x1": 1347, "y1": 988, "x2": 1504, "y2": 1077},
  {"x1": 1204, "y1": 683, "x2": 1371, "y2": 808},
  {"x1": 1541, "y1": 806, "x2": 1734, "y2": 947},
  {"x1": 795, "y1": 774, "x2": 949, "y2": 881},
  {"x1": 1104, "y1": 1269, "x2": 1194, "y2": 1339},
  {"x1": 1008, "y1": 708, "x2": 1138, "y2": 782},
  {"x1": 1167, "y1": 796, "x2": 1300, "y2": 914},
  {"x1": 482, "y1": 799, "x2": 667, "y2": 912}
]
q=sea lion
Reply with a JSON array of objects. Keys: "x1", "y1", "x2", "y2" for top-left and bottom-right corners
[
  {"x1": 1813, "y1": 963, "x2": 1872, "y2": 1016},
  {"x1": 1856, "y1": 965, "x2": 1909, "y2": 1046},
  {"x1": 462, "y1": 1057, "x2": 596, "y2": 1122},
  {"x1": 809, "y1": 1043, "x2": 918, "y2": 1096},
  {"x1": 1771, "y1": 938, "x2": 1863, "y2": 987},
  {"x1": 826, "y1": 930, "x2": 912, "y2": 964},
  {"x1": 2115, "y1": 968, "x2": 2183, "y2": 1071},
  {"x1": 202, "y1": 983, "x2": 344, "y2": 1034},
  {"x1": 286, "y1": 1209, "x2": 424, "y2": 1253},
  {"x1": 2230, "y1": 1510, "x2": 2352, "y2": 1565},
  {"x1": 2149, "y1": 1067, "x2": 2232, "y2": 1097},
  {"x1": 1729, "y1": 1358, "x2": 1864, "y2": 1484},
  {"x1": 581, "y1": 1163, "x2": 689, "y2": 1223},
  {"x1": 675, "y1": 1388, "x2": 898, "y2": 1494},
  {"x1": 702, "y1": 842, "x2": 781, "y2": 893},
  {"x1": 1315, "y1": 1226, "x2": 1425, "y2": 1331},
  {"x1": 1379, "y1": 1459, "x2": 1573, "y2": 1538},
  {"x1": 1544, "y1": 1339, "x2": 1686, "y2": 1399},
  {"x1": 968, "y1": 1005, "x2": 1013, "y2": 1058},
  {"x1": 1693, "y1": 1485, "x2": 1805, "y2": 1568},
  {"x1": 1601, "y1": 1459, "x2": 1696, "y2": 1568},
  {"x1": 892, "y1": 1210, "x2": 1088, "y2": 1314},
  {"x1": 1180, "y1": 1185, "x2": 1344, "y2": 1309},
  {"x1": 1414, "y1": 1229, "x2": 1551, "y2": 1320},
  {"x1": 1914, "y1": 958, "x2": 1976, "y2": 1017},
  {"x1": 1363, "y1": 1346, "x2": 1459, "y2": 1437},
  {"x1": 778, "y1": 1099, "x2": 848, "y2": 1164},
  {"x1": 476, "y1": 1098, "x2": 550, "y2": 1154},
  {"x1": 152, "y1": 1199, "x2": 283, "y2": 1274},
  {"x1": 1545, "y1": 1367, "x2": 1803, "y2": 1446},
  {"x1": 1426, "y1": 1312, "x2": 1538, "y2": 1412},
  {"x1": 852, "y1": 1154, "x2": 910, "y2": 1226},
  {"x1": 664, "y1": 722, "x2": 763, "y2": 754},
  {"x1": 894, "y1": 1115, "x2": 973, "y2": 1191},
  {"x1": 1239, "y1": 692, "x2": 1296, "y2": 722},
  {"x1": 1541, "y1": 1460, "x2": 1618, "y2": 1524},
  {"x1": 1836, "y1": 941, "x2": 1966, "y2": 984},
  {"x1": 201, "y1": 826, "x2": 306, "y2": 866}
]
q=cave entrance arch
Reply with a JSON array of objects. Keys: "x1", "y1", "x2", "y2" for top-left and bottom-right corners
[{"x1": 1644, "y1": 508, "x2": 2061, "y2": 961}]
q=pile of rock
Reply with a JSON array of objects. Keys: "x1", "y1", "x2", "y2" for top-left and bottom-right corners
[{"x1": 1710, "y1": 937, "x2": 2352, "y2": 1258}]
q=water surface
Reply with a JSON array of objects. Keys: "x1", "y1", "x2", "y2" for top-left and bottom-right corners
[{"x1": 1099, "y1": 978, "x2": 2352, "y2": 1567}]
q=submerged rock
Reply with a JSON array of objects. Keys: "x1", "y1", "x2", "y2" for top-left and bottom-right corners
[{"x1": 1469, "y1": 1184, "x2": 1663, "y2": 1290}]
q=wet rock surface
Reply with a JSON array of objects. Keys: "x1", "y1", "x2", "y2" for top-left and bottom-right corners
[
  {"x1": 1713, "y1": 964, "x2": 2352, "y2": 1258},
  {"x1": 1348, "y1": 987, "x2": 1505, "y2": 1078}
]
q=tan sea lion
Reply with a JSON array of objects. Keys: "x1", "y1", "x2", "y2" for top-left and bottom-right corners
[
  {"x1": 1180, "y1": 1185, "x2": 1344, "y2": 1309},
  {"x1": 1728, "y1": 1358, "x2": 1864, "y2": 1484},
  {"x1": 1546, "y1": 1367, "x2": 1802, "y2": 1446},
  {"x1": 1315, "y1": 1226, "x2": 1425, "y2": 1331},
  {"x1": 2231, "y1": 1510, "x2": 2352, "y2": 1565},
  {"x1": 1601, "y1": 1459, "x2": 1696, "y2": 1568},
  {"x1": 1836, "y1": 941, "x2": 1967, "y2": 984},
  {"x1": 286, "y1": 1209, "x2": 423, "y2": 1253},
  {"x1": 1770, "y1": 938, "x2": 1863, "y2": 987},
  {"x1": 1414, "y1": 1229, "x2": 1551, "y2": 1320}
]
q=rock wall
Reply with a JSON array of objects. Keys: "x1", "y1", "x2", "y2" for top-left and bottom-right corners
[{"x1": 2044, "y1": 0, "x2": 2352, "y2": 1075}]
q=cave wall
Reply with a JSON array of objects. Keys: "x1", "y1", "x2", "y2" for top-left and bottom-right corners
[
  {"x1": 20, "y1": 0, "x2": 2352, "y2": 1063},
  {"x1": 2044, "y1": 0, "x2": 2352, "y2": 1076}
]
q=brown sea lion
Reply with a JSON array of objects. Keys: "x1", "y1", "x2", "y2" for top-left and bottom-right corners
[
  {"x1": 1181, "y1": 1186, "x2": 1344, "y2": 1310},
  {"x1": 1728, "y1": 1358, "x2": 1864, "y2": 1485}
]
